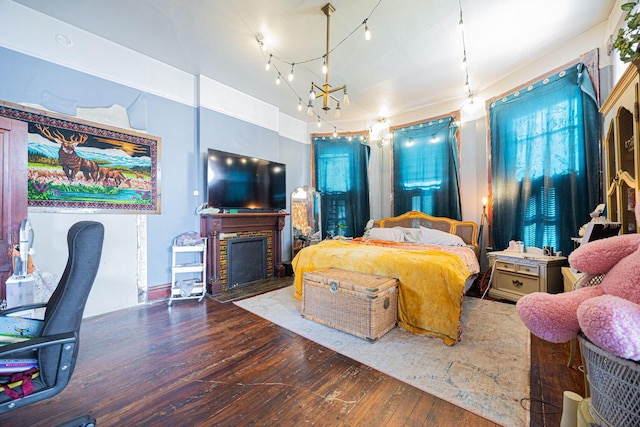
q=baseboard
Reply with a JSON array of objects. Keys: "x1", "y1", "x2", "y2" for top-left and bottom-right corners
[{"x1": 147, "y1": 283, "x2": 171, "y2": 301}]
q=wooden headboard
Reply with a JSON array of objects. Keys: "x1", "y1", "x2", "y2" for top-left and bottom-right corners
[{"x1": 373, "y1": 210, "x2": 479, "y2": 255}]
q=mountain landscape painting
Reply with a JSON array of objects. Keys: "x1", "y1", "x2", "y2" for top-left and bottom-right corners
[{"x1": 1, "y1": 102, "x2": 160, "y2": 213}]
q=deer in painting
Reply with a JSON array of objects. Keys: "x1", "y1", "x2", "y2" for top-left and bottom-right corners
[
  {"x1": 35, "y1": 124, "x2": 100, "y2": 182},
  {"x1": 98, "y1": 167, "x2": 128, "y2": 186}
]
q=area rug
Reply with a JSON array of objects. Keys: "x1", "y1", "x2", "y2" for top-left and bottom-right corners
[
  {"x1": 211, "y1": 277, "x2": 293, "y2": 303},
  {"x1": 235, "y1": 286, "x2": 530, "y2": 427}
]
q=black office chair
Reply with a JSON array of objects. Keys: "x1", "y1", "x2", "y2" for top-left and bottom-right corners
[{"x1": 0, "y1": 221, "x2": 104, "y2": 427}]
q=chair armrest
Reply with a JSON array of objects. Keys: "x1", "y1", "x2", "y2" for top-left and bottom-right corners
[
  {"x1": 0, "y1": 332, "x2": 77, "y2": 358},
  {"x1": 0, "y1": 303, "x2": 47, "y2": 316}
]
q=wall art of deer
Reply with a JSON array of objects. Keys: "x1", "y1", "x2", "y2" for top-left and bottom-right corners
[{"x1": 35, "y1": 124, "x2": 100, "y2": 182}]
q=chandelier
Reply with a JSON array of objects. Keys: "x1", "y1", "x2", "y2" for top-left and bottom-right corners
[{"x1": 307, "y1": 3, "x2": 350, "y2": 118}]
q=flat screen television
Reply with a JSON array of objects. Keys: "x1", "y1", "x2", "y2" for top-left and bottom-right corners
[{"x1": 207, "y1": 148, "x2": 286, "y2": 211}]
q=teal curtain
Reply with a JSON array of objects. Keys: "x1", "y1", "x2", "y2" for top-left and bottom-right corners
[
  {"x1": 313, "y1": 135, "x2": 370, "y2": 238},
  {"x1": 392, "y1": 116, "x2": 461, "y2": 219},
  {"x1": 489, "y1": 63, "x2": 600, "y2": 256}
]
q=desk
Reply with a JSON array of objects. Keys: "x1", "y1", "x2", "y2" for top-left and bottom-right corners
[
  {"x1": 561, "y1": 266, "x2": 585, "y2": 293},
  {"x1": 561, "y1": 267, "x2": 586, "y2": 370}
]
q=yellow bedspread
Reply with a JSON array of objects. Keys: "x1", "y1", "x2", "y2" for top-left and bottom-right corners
[{"x1": 291, "y1": 239, "x2": 472, "y2": 345}]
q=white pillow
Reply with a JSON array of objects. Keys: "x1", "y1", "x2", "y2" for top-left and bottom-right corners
[
  {"x1": 394, "y1": 227, "x2": 421, "y2": 243},
  {"x1": 419, "y1": 226, "x2": 466, "y2": 246},
  {"x1": 363, "y1": 227, "x2": 406, "y2": 242}
]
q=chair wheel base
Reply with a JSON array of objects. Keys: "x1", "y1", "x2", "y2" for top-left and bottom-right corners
[{"x1": 55, "y1": 415, "x2": 97, "y2": 427}]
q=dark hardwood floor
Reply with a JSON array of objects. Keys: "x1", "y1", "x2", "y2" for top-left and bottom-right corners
[{"x1": 0, "y1": 290, "x2": 585, "y2": 427}]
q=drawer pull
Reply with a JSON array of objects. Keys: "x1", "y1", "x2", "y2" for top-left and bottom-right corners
[{"x1": 512, "y1": 279, "x2": 523, "y2": 287}]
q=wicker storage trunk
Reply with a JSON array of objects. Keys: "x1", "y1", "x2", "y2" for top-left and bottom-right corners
[{"x1": 302, "y1": 268, "x2": 398, "y2": 342}]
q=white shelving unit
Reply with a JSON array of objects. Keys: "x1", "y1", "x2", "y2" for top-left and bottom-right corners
[{"x1": 168, "y1": 238, "x2": 207, "y2": 306}]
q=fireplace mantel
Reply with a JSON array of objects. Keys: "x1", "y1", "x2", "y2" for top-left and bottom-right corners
[{"x1": 200, "y1": 212, "x2": 288, "y2": 295}]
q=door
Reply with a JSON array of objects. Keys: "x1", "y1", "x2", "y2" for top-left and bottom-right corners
[{"x1": 0, "y1": 116, "x2": 28, "y2": 302}]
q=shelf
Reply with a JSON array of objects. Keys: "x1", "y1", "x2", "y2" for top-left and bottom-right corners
[{"x1": 168, "y1": 238, "x2": 207, "y2": 306}]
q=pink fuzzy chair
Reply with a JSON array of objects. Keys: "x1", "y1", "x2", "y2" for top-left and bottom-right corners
[{"x1": 516, "y1": 203, "x2": 640, "y2": 361}]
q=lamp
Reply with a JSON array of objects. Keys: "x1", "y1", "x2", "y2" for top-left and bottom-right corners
[
  {"x1": 309, "y1": 3, "x2": 349, "y2": 113},
  {"x1": 479, "y1": 195, "x2": 490, "y2": 252}
]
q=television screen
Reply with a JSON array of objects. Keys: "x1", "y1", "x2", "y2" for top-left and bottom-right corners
[{"x1": 207, "y1": 149, "x2": 286, "y2": 211}]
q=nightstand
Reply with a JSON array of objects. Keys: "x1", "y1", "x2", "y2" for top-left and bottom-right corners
[{"x1": 487, "y1": 251, "x2": 567, "y2": 302}]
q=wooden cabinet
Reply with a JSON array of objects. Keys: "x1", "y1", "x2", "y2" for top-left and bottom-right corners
[
  {"x1": 487, "y1": 251, "x2": 566, "y2": 302},
  {"x1": 0, "y1": 117, "x2": 28, "y2": 302},
  {"x1": 600, "y1": 63, "x2": 640, "y2": 233}
]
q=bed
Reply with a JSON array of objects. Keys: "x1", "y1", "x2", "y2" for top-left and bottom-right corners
[{"x1": 291, "y1": 210, "x2": 480, "y2": 345}]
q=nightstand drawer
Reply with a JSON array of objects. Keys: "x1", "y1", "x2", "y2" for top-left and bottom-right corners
[
  {"x1": 495, "y1": 260, "x2": 516, "y2": 271},
  {"x1": 494, "y1": 271, "x2": 539, "y2": 294},
  {"x1": 515, "y1": 263, "x2": 539, "y2": 276}
]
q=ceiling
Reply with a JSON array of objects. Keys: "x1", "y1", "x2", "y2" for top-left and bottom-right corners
[{"x1": 13, "y1": 0, "x2": 617, "y2": 127}]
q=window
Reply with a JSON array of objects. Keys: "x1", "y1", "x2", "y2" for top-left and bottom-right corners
[
  {"x1": 313, "y1": 134, "x2": 370, "y2": 238},
  {"x1": 488, "y1": 62, "x2": 600, "y2": 256},
  {"x1": 392, "y1": 115, "x2": 462, "y2": 219}
]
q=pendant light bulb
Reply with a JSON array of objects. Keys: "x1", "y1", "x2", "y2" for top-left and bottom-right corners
[
  {"x1": 298, "y1": 100, "x2": 303, "y2": 111},
  {"x1": 317, "y1": 117, "x2": 321, "y2": 128},
  {"x1": 364, "y1": 24, "x2": 371, "y2": 40},
  {"x1": 275, "y1": 74, "x2": 281, "y2": 85},
  {"x1": 333, "y1": 128, "x2": 338, "y2": 138},
  {"x1": 309, "y1": 85, "x2": 316, "y2": 101},
  {"x1": 322, "y1": 56, "x2": 327, "y2": 74},
  {"x1": 335, "y1": 102, "x2": 341, "y2": 118},
  {"x1": 288, "y1": 63, "x2": 294, "y2": 81},
  {"x1": 265, "y1": 54, "x2": 272, "y2": 71},
  {"x1": 307, "y1": 102, "x2": 313, "y2": 117},
  {"x1": 342, "y1": 88, "x2": 349, "y2": 107}
]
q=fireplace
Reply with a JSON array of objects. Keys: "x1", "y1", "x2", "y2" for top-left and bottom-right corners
[
  {"x1": 200, "y1": 212, "x2": 288, "y2": 295},
  {"x1": 227, "y1": 236, "x2": 267, "y2": 289}
]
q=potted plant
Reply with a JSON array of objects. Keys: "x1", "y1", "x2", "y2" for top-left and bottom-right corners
[{"x1": 614, "y1": 1, "x2": 640, "y2": 63}]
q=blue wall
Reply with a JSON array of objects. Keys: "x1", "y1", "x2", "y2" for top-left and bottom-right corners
[{"x1": 1, "y1": 46, "x2": 309, "y2": 285}]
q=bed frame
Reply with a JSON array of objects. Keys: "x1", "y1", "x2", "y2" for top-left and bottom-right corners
[{"x1": 373, "y1": 210, "x2": 479, "y2": 255}]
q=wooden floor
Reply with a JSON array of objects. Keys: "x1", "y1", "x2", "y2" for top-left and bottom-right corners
[{"x1": 1, "y1": 290, "x2": 585, "y2": 427}]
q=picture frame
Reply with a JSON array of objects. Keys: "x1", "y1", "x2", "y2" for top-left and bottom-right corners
[{"x1": 0, "y1": 101, "x2": 161, "y2": 214}]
